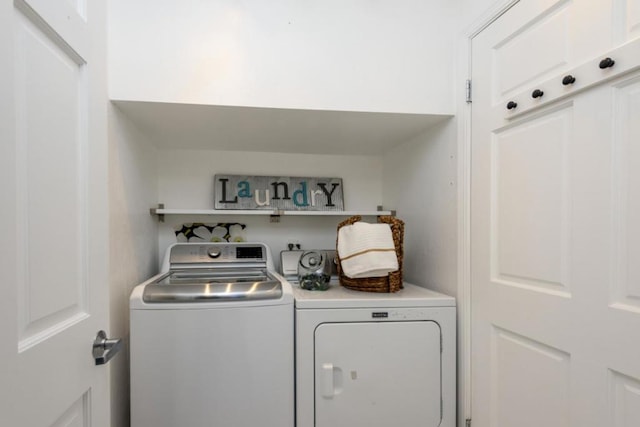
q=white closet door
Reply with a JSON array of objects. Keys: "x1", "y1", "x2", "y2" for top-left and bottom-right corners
[
  {"x1": 314, "y1": 321, "x2": 441, "y2": 427},
  {"x1": 0, "y1": 1, "x2": 109, "y2": 426},
  {"x1": 471, "y1": 1, "x2": 640, "y2": 426}
]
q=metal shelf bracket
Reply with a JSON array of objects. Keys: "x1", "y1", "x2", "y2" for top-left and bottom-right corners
[{"x1": 150, "y1": 203, "x2": 165, "y2": 223}]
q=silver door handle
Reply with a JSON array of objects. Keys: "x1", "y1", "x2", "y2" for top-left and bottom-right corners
[{"x1": 93, "y1": 330, "x2": 123, "y2": 365}]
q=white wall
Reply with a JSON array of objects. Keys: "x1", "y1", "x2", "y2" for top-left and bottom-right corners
[
  {"x1": 108, "y1": 105, "x2": 159, "y2": 427},
  {"x1": 382, "y1": 118, "x2": 458, "y2": 294},
  {"x1": 156, "y1": 148, "x2": 383, "y2": 269},
  {"x1": 157, "y1": 149, "x2": 382, "y2": 209},
  {"x1": 379, "y1": 0, "x2": 502, "y2": 298},
  {"x1": 109, "y1": 0, "x2": 457, "y2": 114}
]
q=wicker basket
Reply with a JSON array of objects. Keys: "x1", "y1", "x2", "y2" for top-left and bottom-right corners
[{"x1": 336, "y1": 215, "x2": 404, "y2": 293}]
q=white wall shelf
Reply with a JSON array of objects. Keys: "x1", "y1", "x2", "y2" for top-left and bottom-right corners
[{"x1": 150, "y1": 206, "x2": 395, "y2": 223}]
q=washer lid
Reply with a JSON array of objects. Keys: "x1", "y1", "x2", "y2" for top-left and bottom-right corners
[{"x1": 143, "y1": 268, "x2": 283, "y2": 303}]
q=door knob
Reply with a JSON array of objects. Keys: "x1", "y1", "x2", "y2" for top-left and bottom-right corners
[{"x1": 93, "y1": 330, "x2": 123, "y2": 365}]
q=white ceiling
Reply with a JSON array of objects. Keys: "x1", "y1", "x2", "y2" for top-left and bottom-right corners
[{"x1": 113, "y1": 101, "x2": 451, "y2": 155}]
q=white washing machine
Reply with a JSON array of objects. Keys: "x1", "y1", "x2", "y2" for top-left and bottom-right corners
[
  {"x1": 293, "y1": 281, "x2": 456, "y2": 427},
  {"x1": 130, "y1": 242, "x2": 294, "y2": 427}
]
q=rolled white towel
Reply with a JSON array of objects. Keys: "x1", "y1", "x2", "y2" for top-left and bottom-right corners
[{"x1": 337, "y1": 222, "x2": 398, "y2": 278}]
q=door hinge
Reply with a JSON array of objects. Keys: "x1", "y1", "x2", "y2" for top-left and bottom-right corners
[
  {"x1": 466, "y1": 418, "x2": 472, "y2": 427},
  {"x1": 465, "y1": 79, "x2": 472, "y2": 103}
]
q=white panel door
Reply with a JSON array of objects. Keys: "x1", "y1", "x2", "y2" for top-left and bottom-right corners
[
  {"x1": 471, "y1": 1, "x2": 640, "y2": 427},
  {"x1": 613, "y1": 0, "x2": 640, "y2": 44},
  {"x1": 314, "y1": 321, "x2": 441, "y2": 427},
  {"x1": 0, "y1": 1, "x2": 110, "y2": 426}
]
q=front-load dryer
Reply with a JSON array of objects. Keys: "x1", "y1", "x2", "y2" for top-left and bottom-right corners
[{"x1": 294, "y1": 283, "x2": 455, "y2": 427}]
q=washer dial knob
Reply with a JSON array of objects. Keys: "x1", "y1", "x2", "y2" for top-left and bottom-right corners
[{"x1": 207, "y1": 248, "x2": 222, "y2": 258}]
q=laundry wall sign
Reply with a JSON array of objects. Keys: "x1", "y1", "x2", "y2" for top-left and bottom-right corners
[{"x1": 214, "y1": 175, "x2": 344, "y2": 211}]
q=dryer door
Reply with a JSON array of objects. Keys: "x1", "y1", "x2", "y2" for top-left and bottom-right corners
[{"x1": 314, "y1": 321, "x2": 441, "y2": 427}]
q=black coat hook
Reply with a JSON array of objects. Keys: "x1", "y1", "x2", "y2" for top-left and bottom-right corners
[
  {"x1": 562, "y1": 75, "x2": 576, "y2": 85},
  {"x1": 599, "y1": 57, "x2": 615, "y2": 69}
]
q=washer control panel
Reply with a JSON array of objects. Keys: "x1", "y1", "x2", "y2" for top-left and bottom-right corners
[{"x1": 169, "y1": 243, "x2": 267, "y2": 266}]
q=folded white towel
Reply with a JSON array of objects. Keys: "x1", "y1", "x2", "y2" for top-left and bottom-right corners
[{"x1": 337, "y1": 222, "x2": 398, "y2": 279}]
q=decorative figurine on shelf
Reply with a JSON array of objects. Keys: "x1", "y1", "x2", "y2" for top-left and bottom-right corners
[{"x1": 174, "y1": 222, "x2": 247, "y2": 242}]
